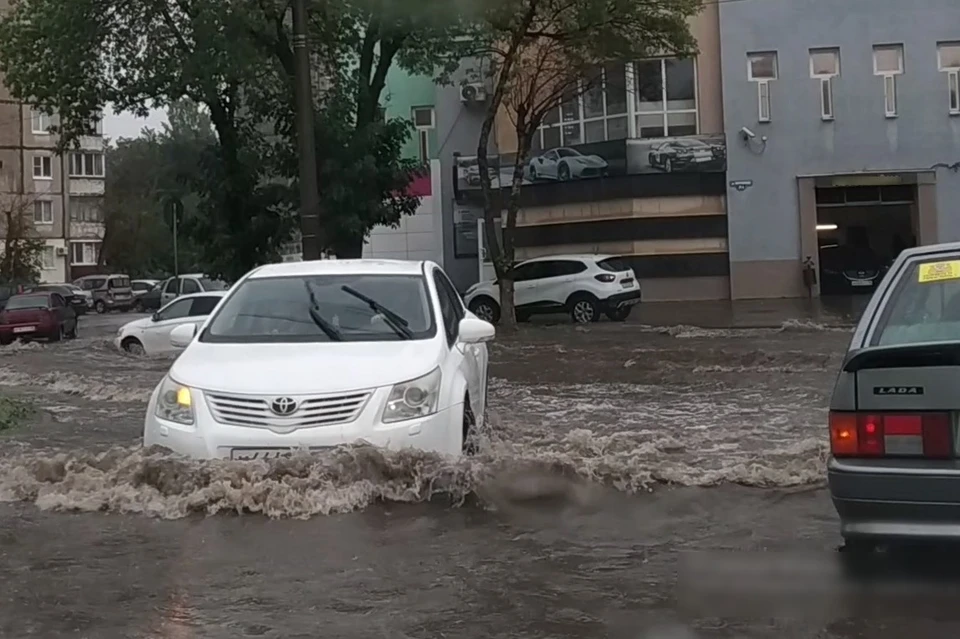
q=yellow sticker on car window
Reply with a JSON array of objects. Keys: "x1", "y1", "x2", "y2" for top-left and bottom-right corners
[{"x1": 918, "y1": 260, "x2": 960, "y2": 283}]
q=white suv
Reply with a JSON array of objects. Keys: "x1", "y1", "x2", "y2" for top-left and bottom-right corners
[{"x1": 463, "y1": 254, "x2": 641, "y2": 324}]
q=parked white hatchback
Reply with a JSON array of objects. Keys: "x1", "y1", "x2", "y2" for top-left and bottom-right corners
[
  {"x1": 143, "y1": 259, "x2": 495, "y2": 460},
  {"x1": 116, "y1": 292, "x2": 226, "y2": 355}
]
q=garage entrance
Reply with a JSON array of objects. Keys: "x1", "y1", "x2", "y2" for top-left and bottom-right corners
[{"x1": 814, "y1": 183, "x2": 918, "y2": 296}]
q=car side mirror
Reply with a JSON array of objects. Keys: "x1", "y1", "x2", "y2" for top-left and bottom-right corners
[
  {"x1": 169, "y1": 323, "x2": 197, "y2": 348},
  {"x1": 151, "y1": 313, "x2": 160, "y2": 322},
  {"x1": 458, "y1": 316, "x2": 495, "y2": 344}
]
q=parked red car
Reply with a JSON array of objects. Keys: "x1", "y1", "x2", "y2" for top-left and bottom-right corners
[{"x1": 0, "y1": 292, "x2": 78, "y2": 345}]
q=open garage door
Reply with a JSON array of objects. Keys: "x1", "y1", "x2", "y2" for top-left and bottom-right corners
[{"x1": 816, "y1": 184, "x2": 917, "y2": 296}]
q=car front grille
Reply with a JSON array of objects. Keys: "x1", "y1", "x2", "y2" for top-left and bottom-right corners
[{"x1": 205, "y1": 390, "x2": 372, "y2": 430}]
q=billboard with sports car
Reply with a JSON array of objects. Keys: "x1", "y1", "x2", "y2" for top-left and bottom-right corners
[{"x1": 453, "y1": 134, "x2": 725, "y2": 195}]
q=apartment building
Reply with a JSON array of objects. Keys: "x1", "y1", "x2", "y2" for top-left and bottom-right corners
[
  {"x1": 720, "y1": 0, "x2": 960, "y2": 298},
  {"x1": 0, "y1": 77, "x2": 106, "y2": 284}
]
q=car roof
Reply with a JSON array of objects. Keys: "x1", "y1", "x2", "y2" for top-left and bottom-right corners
[
  {"x1": 896, "y1": 241, "x2": 960, "y2": 260},
  {"x1": 10, "y1": 292, "x2": 49, "y2": 299},
  {"x1": 171, "y1": 291, "x2": 227, "y2": 300},
  {"x1": 249, "y1": 259, "x2": 431, "y2": 278},
  {"x1": 77, "y1": 273, "x2": 129, "y2": 279},
  {"x1": 520, "y1": 254, "x2": 620, "y2": 264}
]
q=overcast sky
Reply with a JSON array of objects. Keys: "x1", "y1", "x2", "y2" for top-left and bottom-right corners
[{"x1": 102, "y1": 107, "x2": 168, "y2": 141}]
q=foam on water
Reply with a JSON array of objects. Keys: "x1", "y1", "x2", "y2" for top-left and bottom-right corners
[{"x1": 0, "y1": 375, "x2": 829, "y2": 518}]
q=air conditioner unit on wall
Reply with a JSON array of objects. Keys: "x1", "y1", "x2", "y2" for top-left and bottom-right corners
[
  {"x1": 55, "y1": 247, "x2": 67, "y2": 256},
  {"x1": 460, "y1": 83, "x2": 487, "y2": 104}
]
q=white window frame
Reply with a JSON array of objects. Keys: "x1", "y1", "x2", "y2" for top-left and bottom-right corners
[
  {"x1": 536, "y1": 63, "x2": 635, "y2": 146},
  {"x1": 937, "y1": 42, "x2": 960, "y2": 115},
  {"x1": 41, "y1": 246, "x2": 55, "y2": 270},
  {"x1": 30, "y1": 108, "x2": 51, "y2": 135},
  {"x1": 32, "y1": 155, "x2": 52, "y2": 180},
  {"x1": 69, "y1": 151, "x2": 105, "y2": 178},
  {"x1": 873, "y1": 44, "x2": 903, "y2": 118},
  {"x1": 747, "y1": 52, "x2": 778, "y2": 123},
  {"x1": 631, "y1": 58, "x2": 698, "y2": 139},
  {"x1": 33, "y1": 199, "x2": 53, "y2": 225},
  {"x1": 70, "y1": 241, "x2": 100, "y2": 266},
  {"x1": 809, "y1": 48, "x2": 839, "y2": 121}
]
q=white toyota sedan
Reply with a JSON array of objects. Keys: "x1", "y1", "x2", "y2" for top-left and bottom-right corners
[
  {"x1": 116, "y1": 291, "x2": 226, "y2": 355},
  {"x1": 143, "y1": 259, "x2": 495, "y2": 460}
]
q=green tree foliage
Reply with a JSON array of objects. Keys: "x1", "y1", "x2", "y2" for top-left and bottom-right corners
[
  {"x1": 101, "y1": 100, "x2": 215, "y2": 276},
  {"x1": 471, "y1": 0, "x2": 701, "y2": 330},
  {"x1": 0, "y1": 0, "x2": 471, "y2": 266}
]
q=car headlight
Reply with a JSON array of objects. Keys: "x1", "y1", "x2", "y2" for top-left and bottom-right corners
[
  {"x1": 155, "y1": 376, "x2": 195, "y2": 425},
  {"x1": 382, "y1": 368, "x2": 441, "y2": 424}
]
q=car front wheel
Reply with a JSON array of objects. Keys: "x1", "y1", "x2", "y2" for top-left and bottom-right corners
[
  {"x1": 94, "y1": 300, "x2": 106, "y2": 314},
  {"x1": 462, "y1": 397, "x2": 478, "y2": 455},
  {"x1": 121, "y1": 337, "x2": 145, "y2": 355}
]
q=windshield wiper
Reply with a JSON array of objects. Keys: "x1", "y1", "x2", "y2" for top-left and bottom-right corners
[
  {"x1": 340, "y1": 285, "x2": 413, "y2": 339},
  {"x1": 304, "y1": 281, "x2": 343, "y2": 341}
]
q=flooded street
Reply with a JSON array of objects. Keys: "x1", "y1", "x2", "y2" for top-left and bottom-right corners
[{"x1": 2, "y1": 307, "x2": 958, "y2": 638}]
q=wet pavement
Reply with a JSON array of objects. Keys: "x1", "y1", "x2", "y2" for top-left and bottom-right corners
[{"x1": 1, "y1": 304, "x2": 959, "y2": 638}]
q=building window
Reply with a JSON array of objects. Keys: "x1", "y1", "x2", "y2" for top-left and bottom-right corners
[
  {"x1": 809, "y1": 48, "x2": 839, "y2": 120},
  {"x1": 32, "y1": 155, "x2": 52, "y2": 179},
  {"x1": 537, "y1": 62, "x2": 631, "y2": 148},
  {"x1": 938, "y1": 42, "x2": 960, "y2": 115},
  {"x1": 41, "y1": 246, "x2": 55, "y2": 270},
  {"x1": 70, "y1": 197, "x2": 103, "y2": 222},
  {"x1": 31, "y1": 108, "x2": 51, "y2": 134},
  {"x1": 33, "y1": 199, "x2": 53, "y2": 225},
  {"x1": 747, "y1": 52, "x2": 778, "y2": 122},
  {"x1": 634, "y1": 58, "x2": 696, "y2": 138},
  {"x1": 412, "y1": 107, "x2": 434, "y2": 164},
  {"x1": 873, "y1": 44, "x2": 903, "y2": 118},
  {"x1": 69, "y1": 152, "x2": 105, "y2": 178},
  {"x1": 70, "y1": 241, "x2": 100, "y2": 266}
]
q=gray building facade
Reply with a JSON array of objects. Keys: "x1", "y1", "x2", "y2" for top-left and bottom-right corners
[{"x1": 720, "y1": 0, "x2": 960, "y2": 298}]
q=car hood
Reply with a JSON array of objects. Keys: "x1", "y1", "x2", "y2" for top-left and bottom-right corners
[
  {"x1": 122, "y1": 317, "x2": 153, "y2": 332},
  {"x1": 169, "y1": 340, "x2": 443, "y2": 395},
  {"x1": 572, "y1": 155, "x2": 606, "y2": 166}
]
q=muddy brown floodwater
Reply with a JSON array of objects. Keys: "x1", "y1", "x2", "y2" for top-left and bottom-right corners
[{"x1": 1, "y1": 312, "x2": 960, "y2": 638}]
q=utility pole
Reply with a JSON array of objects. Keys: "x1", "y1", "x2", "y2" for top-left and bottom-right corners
[{"x1": 292, "y1": 0, "x2": 322, "y2": 260}]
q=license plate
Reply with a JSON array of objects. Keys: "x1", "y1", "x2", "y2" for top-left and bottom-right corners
[
  {"x1": 12, "y1": 326, "x2": 35, "y2": 334},
  {"x1": 851, "y1": 279, "x2": 872, "y2": 286},
  {"x1": 230, "y1": 448, "x2": 295, "y2": 460},
  {"x1": 621, "y1": 281, "x2": 632, "y2": 288}
]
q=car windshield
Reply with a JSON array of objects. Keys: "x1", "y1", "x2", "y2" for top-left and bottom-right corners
[
  {"x1": 872, "y1": 257, "x2": 960, "y2": 346},
  {"x1": 200, "y1": 274, "x2": 436, "y2": 343},
  {"x1": 556, "y1": 148, "x2": 580, "y2": 158},
  {"x1": 5, "y1": 295, "x2": 47, "y2": 310},
  {"x1": 199, "y1": 278, "x2": 229, "y2": 291}
]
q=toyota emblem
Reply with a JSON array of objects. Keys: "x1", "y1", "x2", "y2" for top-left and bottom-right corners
[{"x1": 270, "y1": 397, "x2": 298, "y2": 416}]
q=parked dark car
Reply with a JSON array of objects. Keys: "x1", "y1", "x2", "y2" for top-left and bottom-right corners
[
  {"x1": 133, "y1": 282, "x2": 163, "y2": 312},
  {"x1": 0, "y1": 292, "x2": 78, "y2": 344},
  {"x1": 26, "y1": 284, "x2": 89, "y2": 315},
  {"x1": 819, "y1": 244, "x2": 887, "y2": 295}
]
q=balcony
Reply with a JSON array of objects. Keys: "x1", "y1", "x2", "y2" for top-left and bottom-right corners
[{"x1": 69, "y1": 196, "x2": 104, "y2": 239}]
